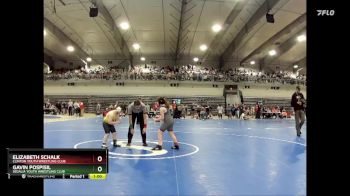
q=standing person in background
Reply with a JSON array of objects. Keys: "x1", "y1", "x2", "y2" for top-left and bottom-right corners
[
  {"x1": 239, "y1": 104, "x2": 244, "y2": 119},
  {"x1": 217, "y1": 104, "x2": 223, "y2": 119},
  {"x1": 79, "y1": 101, "x2": 84, "y2": 117},
  {"x1": 226, "y1": 104, "x2": 232, "y2": 119},
  {"x1": 173, "y1": 105, "x2": 181, "y2": 119},
  {"x1": 291, "y1": 86, "x2": 306, "y2": 137},
  {"x1": 191, "y1": 104, "x2": 195, "y2": 119},
  {"x1": 233, "y1": 104, "x2": 239, "y2": 119},
  {"x1": 62, "y1": 101, "x2": 67, "y2": 115},
  {"x1": 96, "y1": 102, "x2": 101, "y2": 115},
  {"x1": 200, "y1": 106, "x2": 206, "y2": 120},
  {"x1": 172, "y1": 100, "x2": 177, "y2": 111},
  {"x1": 255, "y1": 102, "x2": 261, "y2": 119},
  {"x1": 205, "y1": 106, "x2": 210, "y2": 119},
  {"x1": 250, "y1": 106, "x2": 255, "y2": 117},
  {"x1": 68, "y1": 99, "x2": 73, "y2": 116},
  {"x1": 73, "y1": 101, "x2": 80, "y2": 117}
]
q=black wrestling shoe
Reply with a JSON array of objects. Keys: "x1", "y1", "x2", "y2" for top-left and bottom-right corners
[
  {"x1": 152, "y1": 145, "x2": 162, "y2": 150},
  {"x1": 171, "y1": 145, "x2": 179, "y2": 150},
  {"x1": 143, "y1": 143, "x2": 148, "y2": 147},
  {"x1": 113, "y1": 144, "x2": 121, "y2": 147},
  {"x1": 126, "y1": 143, "x2": 131, "y2": 147}
]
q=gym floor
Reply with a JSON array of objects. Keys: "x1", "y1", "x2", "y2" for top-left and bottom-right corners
[{"x1": 44, "y1": 116, "x2": 306, "y2": 195}]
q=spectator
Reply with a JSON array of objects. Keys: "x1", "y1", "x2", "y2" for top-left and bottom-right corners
[
  {"x1": 74, "y1": 101, "x2": 80, "y2": 117},
  {"x1": 44, "y1": 65, "x2": 306, "y2": 85},
  {"x1": 79, "y1": 101, "x2": 84, "y2": 117},
  {"x1": 226, "y1": 104, "x2": 232, "y2": 119},
  {"x1": 96, "y1": 102, "x2": 101, "y2": 115},
  {"x1": 217, "y1": 104, "x2": 223, "y2": 119},
  {"x1": 68, "y1": 99, "x2": 73, "y2": 116},
  {"x1": 255, "y1": 102, "x2": 261, "y2": 119}
]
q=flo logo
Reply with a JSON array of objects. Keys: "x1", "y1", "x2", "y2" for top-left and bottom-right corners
[
  {"x1": 74, "y1": 140, "x2": 199, "y2": 160},
  {"x1": 317, "y1": 10, "x2": 335, "y2": 16}
]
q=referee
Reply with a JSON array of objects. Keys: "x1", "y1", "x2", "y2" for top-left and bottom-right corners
[{"x1": 127, "y1": 99, "x2": 148, "y2": 146}]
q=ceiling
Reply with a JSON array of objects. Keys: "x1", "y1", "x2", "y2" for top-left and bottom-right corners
[{"x1": 44, "y1": 0, "x2": 306, "y2": 70}]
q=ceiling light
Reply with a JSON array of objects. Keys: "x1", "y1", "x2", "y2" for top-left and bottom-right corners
[
  {"x1": 133, "y1": 43, "x2": 140, "y2": 49},
  {"x1": 120, "y1": 22, "x2": 130, "y2": 30},
  {"x1": 200, "y1": 44, "x2": 208, "y2": 51},
  {"x1": 212, "y1": 24, "x2": 222, "y2": 32},
  {"x1": 268, "y1": 50, "x2": 276, "y2": 56},
  {"x1": 193, "y1": 57, "x2": 199, "y2": 62},
  {"x1": 140, "y1": 57, "x2": 146, "y2": 61},
  {"x1": 297, "y1": 35, "x2": 306, "y2": 42},
  {"x1": 67, "y1": 46, "x2": 75, "y2": 52},
  {"x1": 293, "y1": 65, "x2": 298, "y2": 68},
  {"x1": 250, "y1": 61, "x2": 255, "y2": 65},
  {"x1": 44, "y1": 30, "x2": 47, "y2": 36},
  {"x1": 86, "y1": 57, "x2": 92, "y2": 62}
]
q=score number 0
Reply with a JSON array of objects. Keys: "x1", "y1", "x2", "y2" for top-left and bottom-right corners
[{"x1": 97, "y1": 156, "x2": 103, "y2": 172}]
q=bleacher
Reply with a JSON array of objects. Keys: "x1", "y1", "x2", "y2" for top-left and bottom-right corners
[
  {"x1": 44, "y1": 95, "x2": 226, "y2": 113},
  {"x1": 87, "y1": 96, "x2": 226, "y2": 113},
  {"x1": 44, "y1": 96, "x2": 89, "y2": 107},
  {"x1": 244, "y1": 97, "x2": 290, "y2": 106},
  {"x1": 244, "y1": 97, "x2": 293, "y2": 111},
  {"x1": 44, "y1": 95, "x2": 295, "y2": 116}
]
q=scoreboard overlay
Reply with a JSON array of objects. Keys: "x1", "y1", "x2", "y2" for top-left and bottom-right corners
[{"x1": 7, "y1": 148, "x2": 108, "y2": 179}]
